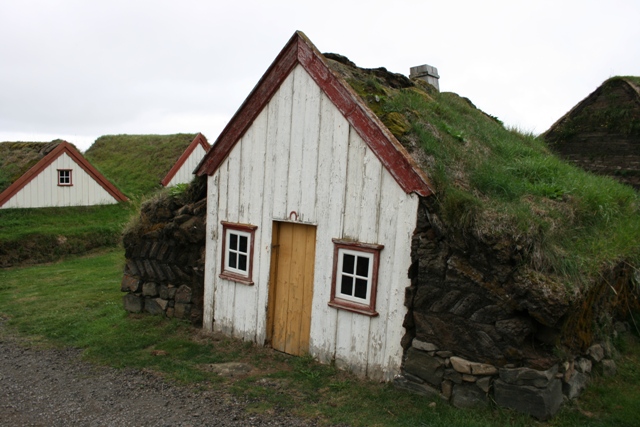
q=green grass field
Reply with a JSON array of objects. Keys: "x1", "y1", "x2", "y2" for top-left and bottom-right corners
[
  {"x1": 1, "y1": 250, "x2": 638, "y2": 426},
  {"x1": 0, "y1": 203, "x2": 134, "y2": 267}
]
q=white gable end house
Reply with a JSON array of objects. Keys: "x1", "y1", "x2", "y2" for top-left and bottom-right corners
[
  {"x1": 0, "y1": 141, "x2": 128, "y2": 209},
  {"x1": 196, "y1": 32, "x2": 432, "y2": 380}
]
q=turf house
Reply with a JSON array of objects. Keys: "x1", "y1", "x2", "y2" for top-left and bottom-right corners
[
  {"x1": 123, "y1": 31, "x2": 640, "y2": 420},
  {"x1": 161, "y1": 133, "x2": 211, "y2": 187},
  {"x1": 0, "y1": 140, "x2": 128, "y2": 209},
  {"x1": 543, "y1": 76, "x2": 640, "y2": 189}
]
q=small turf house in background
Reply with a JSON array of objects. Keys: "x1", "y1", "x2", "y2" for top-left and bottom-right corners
[
  {"x1": 161, "y1": 133, "x2": 210, "y2": 187},
  {"x1": 85, "y1": 133, "x2": 210, "y2": 198},
  {"x1": 542, "y1": 76, "x2": 640, "y2": 189},
  {"x1": 0, "y1": 140, "x2": 128, "y2": 209}
]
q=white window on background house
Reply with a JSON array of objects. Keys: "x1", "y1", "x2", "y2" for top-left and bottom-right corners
[
  {"x1": 58, "y1": 169, "x2": 72, "y2": 186},
  {"x1": 220, "y1": 221, "x2": 257, "y2": 285},
  {"x1": 328, "y1": 239, "x2": 383, "y2": 316}
]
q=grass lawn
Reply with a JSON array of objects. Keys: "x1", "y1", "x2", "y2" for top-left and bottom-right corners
[
  {"x1": 0, "y1": 203, "x2": 134, "y2": 267},
  {"x1": 1, "y1": 250, "x2": 638, "y2": 426}
]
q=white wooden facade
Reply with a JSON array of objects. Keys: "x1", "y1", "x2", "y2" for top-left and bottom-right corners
[
  {"x1": 165, "y1": 143, "x2": 207, "y2": 187},
  {"x1": 203, "y1": 64, "x2": 420, "y2": 380},
  {"x1": 0, "y1": 142, "x2": 128, "y2": 209}
]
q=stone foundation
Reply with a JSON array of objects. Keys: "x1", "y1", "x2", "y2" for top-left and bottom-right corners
[
  {"x1": 120, "y1": 179, "x2": 207, "y2": 325},
  {"x1": 397, "y1": 338, "x2": 618, "y2": 420}
]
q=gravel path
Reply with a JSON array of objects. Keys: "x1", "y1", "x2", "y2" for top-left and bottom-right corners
[{"x1": 0, "y1": 329, "x2": 322, "y2": 427}]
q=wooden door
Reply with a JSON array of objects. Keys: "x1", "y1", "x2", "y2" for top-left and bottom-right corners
[{"x1": 267, "y1": 222, "x2": 316, "y2": 356}]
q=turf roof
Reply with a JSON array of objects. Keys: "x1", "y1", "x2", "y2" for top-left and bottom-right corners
[
  {"x1": 324, "y1": 56, "x2": 640, "y2": 290},
  {"x1": 84, "y1": 133, "x2": 198, "y2": 198},
  {"x1": 0, "y1": 140, "x2": 62, "y2": 194}
]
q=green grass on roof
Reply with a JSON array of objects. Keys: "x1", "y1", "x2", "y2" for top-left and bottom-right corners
[
  {"x1": 0, "y1": 141, "x2": 60, "y2": 194},
  {"x1": 333, "y1": 62, "x2": 640, "y2": 290},
  {"x1": 84, "y1": 134, "x2": 197, "y2": 199}
]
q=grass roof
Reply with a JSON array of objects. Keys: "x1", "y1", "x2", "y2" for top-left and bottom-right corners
[
  {"x1": 325, "y1": 55, "x2": 640, "y2": 291},
  {"x1": 543, "y1": 76, "x2": 640, "y2": 142},
  {"x1": 84, "y1": 134, "x2": 197, "y2": 199},
  {"x1": 0, "y1": 140, "x2": 62, "y2": 194}
]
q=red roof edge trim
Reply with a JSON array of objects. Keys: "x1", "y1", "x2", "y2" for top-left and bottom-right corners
[
  {"x1": 161, "y1": 133, "x2": 211, "y2": 186},
  {"x1": 195, "y1": 31, "x2": 433, "y2": 197},
  {"x1": 196, "y1": 33, "x2": 301, "y2": 177},
  {"x1": 0, "y1": 141, "x2": 128, "y2": 207},
  {"x1": 295, "y1": 34, "x2": 433, "y2": 197}
]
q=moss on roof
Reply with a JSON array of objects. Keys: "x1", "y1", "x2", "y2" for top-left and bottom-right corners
[
  {"x1": 0, "y1": 140, "x2": 62, "y2": 194},
  {"x1": 325, "y1": 56, "x2": 640, "y2": 292},
  {"x1": 84, "y1": 134, "x2": 197, "y2": 199}
]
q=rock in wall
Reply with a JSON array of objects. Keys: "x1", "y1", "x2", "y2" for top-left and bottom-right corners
[
  {"x1": 120, "y1": 178, "x2": 207, "y2": 325},
  {"x1": 398, "y1": 197, "x2": 635, "y2": 419}
]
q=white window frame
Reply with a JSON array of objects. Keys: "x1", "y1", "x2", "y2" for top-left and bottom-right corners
[
  {"x1": 224, "y1": 228, "x2": 251, "y2": 276},
  {"x1": 219, "y1": 221, "x2": 257, "y2": 285},
  {"x1": 58, "y1": 169, "x2": 72, "y2": 186},
  {"x1": 335, "y1": 248, "x2": 374, "y2": 305},
  {"x1": 329, "y1": 239, "x2": 383, "y2": 316}
]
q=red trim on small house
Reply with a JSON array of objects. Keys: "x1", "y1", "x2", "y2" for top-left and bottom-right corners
[
  {"x1": 196, "y1": 31, "x2": 433, "y2": 197},
  {"x1": 161, "y1": 133, "x2": 211, "y2": 187},
  {"x1": 0, "y1": 141, "x2": 129, "y2": 207}
]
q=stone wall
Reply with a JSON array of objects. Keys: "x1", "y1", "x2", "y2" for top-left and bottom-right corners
[
  {"x1": 398, "y1": 197, "x2": 631, "y2": 419},
  {"x1": 120, "y1": 179, "x2": 207, "y2": 325}
]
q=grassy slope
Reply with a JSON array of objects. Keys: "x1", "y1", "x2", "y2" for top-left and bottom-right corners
[
  {"x1": 0, "y1": 203, "x2": 134, "y2": 267},
  {"x1": 341, "y1": 68, "x2": 640, "y2": 290},
  {"x1": 84, "y1": 134, "x2": 197, "y2": 199},
  {"x1": 0, "y1": 250, "x2": 638, "y2": 426}
]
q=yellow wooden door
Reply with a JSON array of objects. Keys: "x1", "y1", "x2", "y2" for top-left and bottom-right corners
[{"x1": 268, "y1": 222, "x2": 316, "y2": 356}]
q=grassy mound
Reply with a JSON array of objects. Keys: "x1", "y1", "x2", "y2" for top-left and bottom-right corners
[
  {"x1": 84, "y1": 134, "x2": 197, "y2": 199},
  {"x1": 328, "y1": 58, "x2": 640, "y2": 293}
]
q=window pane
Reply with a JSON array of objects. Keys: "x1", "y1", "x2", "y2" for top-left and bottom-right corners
[
  {"x1": 356, "y1": 256, "x2": 369, "y2": 277},
  {"x1": 355, "y1": 278, "x2": 368, "y2": 299},
  {"x1": 342, "y1": 254, "x2": 355, "y2": 274},
  {"x1": 341, "y1": 275, "x2": 353, "y2": 296},
  {"x1": 239, "y1": 254, "x2": 247, "y2": 271},
  {"x1": 239, "y1": 235, "x2": 248, "y2": 253},
  {"x1": 230, "y1": 233, "x2": 237, "y2": 250},
  {"x1": 229, "y1": 252, "x2": 237, "y2": 268}
]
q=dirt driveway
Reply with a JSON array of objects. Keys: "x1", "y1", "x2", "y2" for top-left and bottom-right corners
[{"x1": 0, "y1": 328, "x2": 323, "y2": 427}]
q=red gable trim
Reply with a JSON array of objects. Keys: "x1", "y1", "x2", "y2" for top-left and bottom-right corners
[
  {"x1": 196, "y1": 31, "x2": 433, "y2": 197},
  {"x1": 161, "y1": 133, "x2": 211, "y2": 186},
  {"x1": 0, "y1": 141, "x2": 128, "y2": 207}
]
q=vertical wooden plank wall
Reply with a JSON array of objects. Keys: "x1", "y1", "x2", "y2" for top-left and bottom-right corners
[
  {"x1": 166, "y1": 144, "x2": 208, "y2": 187},
  {"x1": 204, "y1": 64, "x2": 418, "y2": 380},
  {"x1": 3, "y1": 153, "x2": 119, "y2": 208}
]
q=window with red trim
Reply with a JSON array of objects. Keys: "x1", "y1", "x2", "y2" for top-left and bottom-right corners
[
  {"x1": 329, "y1": 239, "x2": 383, "y2": 316},
  {"x1": 58, "y1": 169, "x2": 72, "y2": 186},
  {"x1": 220, "y1": 221, "x2": 257, "y2": 285}
]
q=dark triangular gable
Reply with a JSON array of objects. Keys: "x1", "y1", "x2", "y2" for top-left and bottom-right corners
[
  {"x1": 161, "y1": 133, "x2": 210, "y2": 186},
  {"x1": 0, "y1": 141, "x2": 128, "y2": 207},
  {"x1": 196, "y1": 31, "x2": 433, "y2": 197}
]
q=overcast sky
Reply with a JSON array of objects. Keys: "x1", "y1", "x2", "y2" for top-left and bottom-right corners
[{"x1": 1, "y1": 0, "x2": 638, "y2": 152}]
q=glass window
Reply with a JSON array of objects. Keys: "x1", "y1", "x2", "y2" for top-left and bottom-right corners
[
  {"x1": 329, "y1": 239, "x2": 383, "y2": 316},
  {"x1": 58, "y1": 169, "x2": 72, "y2": 186},
  {"x1": 220, "y1": 221, "x2": 257, "y2": 285}
]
